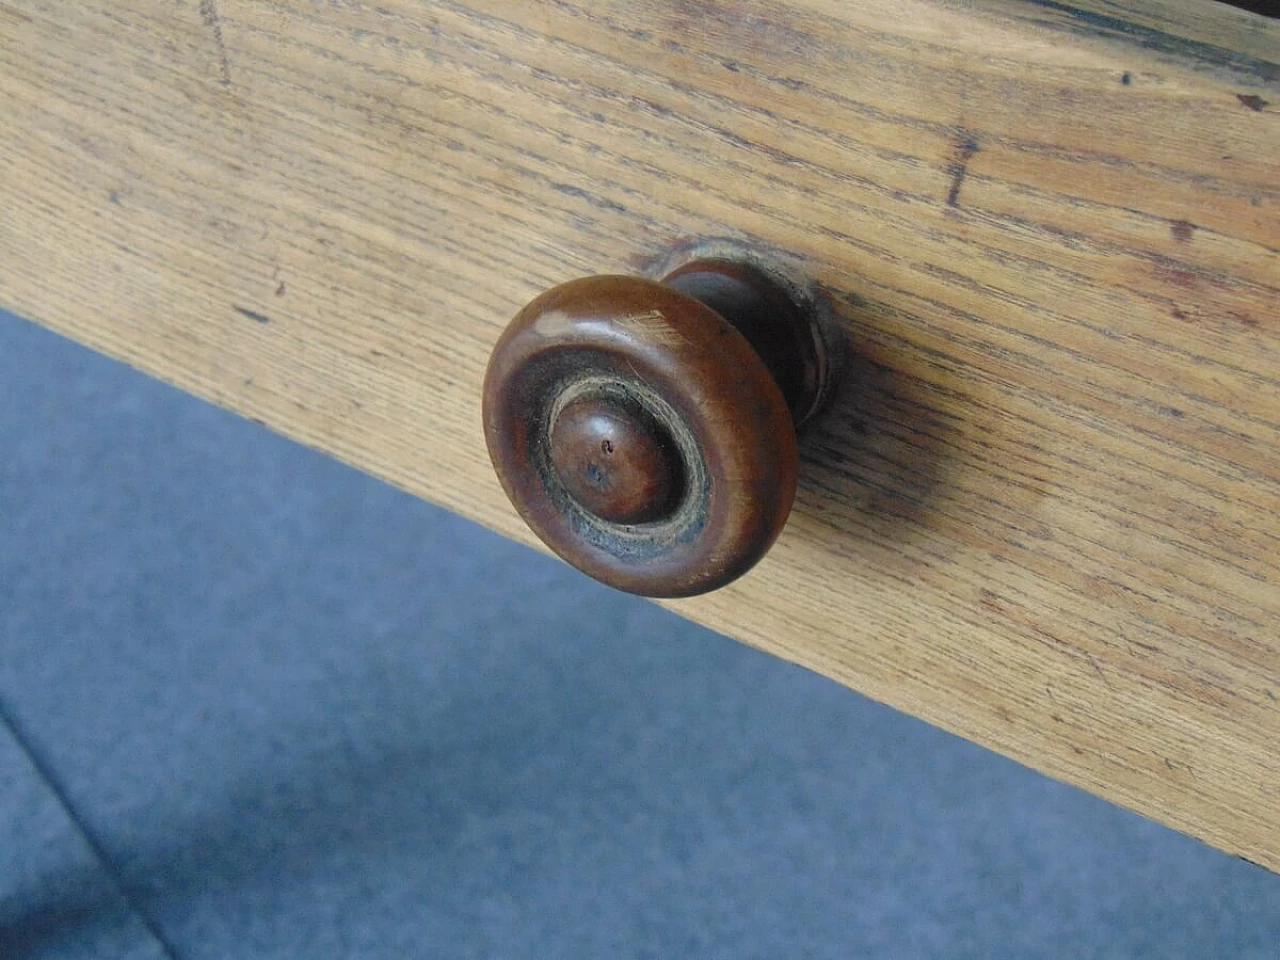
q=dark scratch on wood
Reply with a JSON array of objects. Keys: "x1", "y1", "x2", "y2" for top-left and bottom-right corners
[
  {"x1": 199, "y1": 0, "x2": 232, "y2": 86},
  {"x1": 946, "y1": 132, "x2": 980, "y2": 208},
  {"x1": 234, "y1": 306, "x2": 271, "y2": 324},
  {"x1": 1085, "y1": 652, "x2": 1114, "y2": 690},
  {"x1": 0, "y1": 5, "x2": 35, "y2": 24}
]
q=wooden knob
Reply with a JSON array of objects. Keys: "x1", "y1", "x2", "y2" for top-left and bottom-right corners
[{"x1": 483, "y1": 258, "x2": 830, "y2": 597}]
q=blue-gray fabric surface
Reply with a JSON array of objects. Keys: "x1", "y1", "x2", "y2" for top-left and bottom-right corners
[{"x1": 1, "y1": 312, "x2": 1278, "y2": 958}]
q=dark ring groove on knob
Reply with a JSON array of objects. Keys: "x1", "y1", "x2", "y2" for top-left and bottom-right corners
[{"x1": 483, "y1": 257, "x2": 827, "y2": 597}]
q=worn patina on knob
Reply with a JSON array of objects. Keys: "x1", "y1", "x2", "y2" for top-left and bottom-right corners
[{"x1": 483, "y1": 257, "x2": 833, "y2": 597}]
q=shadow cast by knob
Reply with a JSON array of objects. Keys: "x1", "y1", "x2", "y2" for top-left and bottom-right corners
[{"x1": 795, "y1": 291, "x2": 962, "y2": 549}]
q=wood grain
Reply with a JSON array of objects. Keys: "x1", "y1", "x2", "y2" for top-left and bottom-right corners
[{"x1": 2, "y1": 0, "x2": 1278, "y2": 866}]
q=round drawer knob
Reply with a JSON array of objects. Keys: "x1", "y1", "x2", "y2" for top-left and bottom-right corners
[{"x1": 483, "y1": 257, "x2": 833, "y2": 597}]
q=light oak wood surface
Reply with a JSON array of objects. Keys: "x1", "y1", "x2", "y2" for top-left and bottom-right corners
[{"x1": 2, "y1": 0, "x2": 1278, "y2": 867}]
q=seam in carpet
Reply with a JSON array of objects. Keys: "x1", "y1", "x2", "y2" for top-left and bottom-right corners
[{"x1": 0, "y1": 696, "x2": 184, "y2": 960}]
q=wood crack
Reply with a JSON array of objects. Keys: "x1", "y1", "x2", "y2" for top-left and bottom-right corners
[{"x1": 199, "y1": 0, "x2": 232, "y2": 86}]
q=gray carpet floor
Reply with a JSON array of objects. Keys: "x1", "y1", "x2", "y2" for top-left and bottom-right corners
[{"x1": 1, "y1": 311, "x2": 1278, "y2": 958}]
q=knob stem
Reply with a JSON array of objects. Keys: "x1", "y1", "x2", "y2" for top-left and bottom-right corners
[{"x1": 661, "y1": 260, "x2": 826, "y2": 427}]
